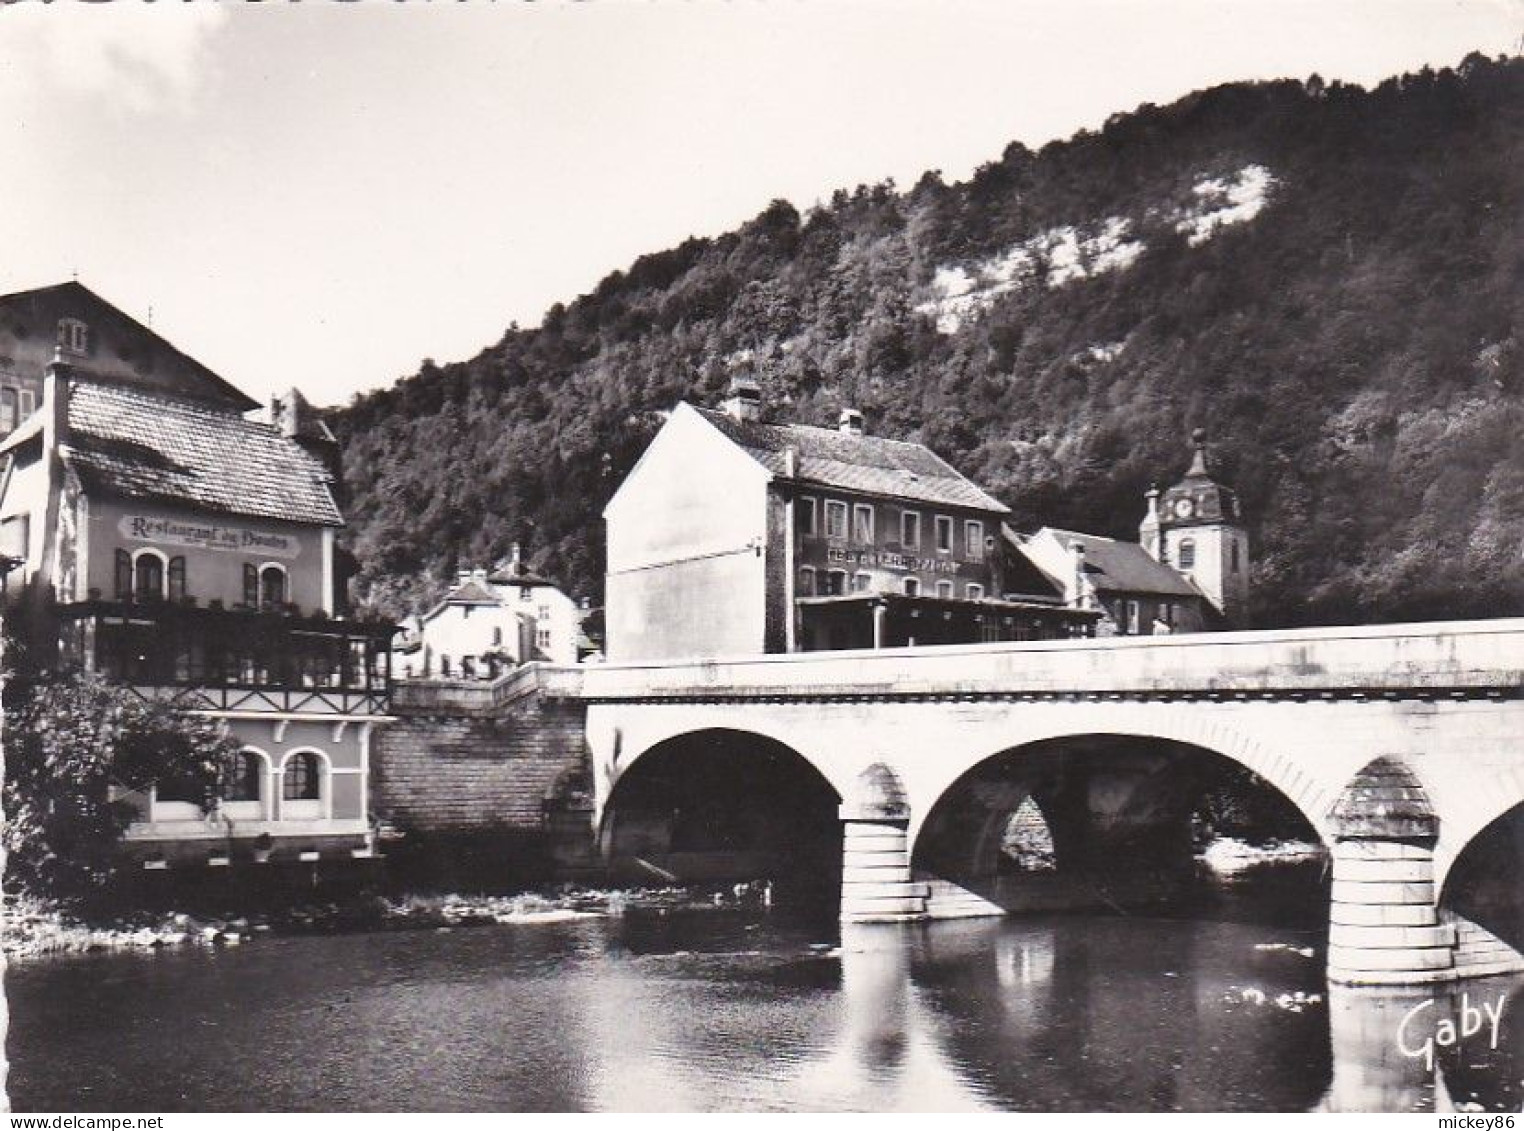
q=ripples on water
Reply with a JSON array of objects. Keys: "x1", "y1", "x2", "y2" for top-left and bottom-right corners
[{"x1": 8, "y1": 904, "x2": 1523, "y2": 1112}]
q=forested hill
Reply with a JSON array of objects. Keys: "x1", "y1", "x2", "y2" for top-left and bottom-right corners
[{"x1": 332, "y1": 54, "x2": 1524, "y2": 628}]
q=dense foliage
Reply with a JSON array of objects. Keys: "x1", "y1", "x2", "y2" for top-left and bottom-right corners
[
  {"x1": 333, "y1": 54, "x2": 1524, "y2": 627},
  {"x1": 3, "y1": 668, "x2": 240, "y2": 901}
]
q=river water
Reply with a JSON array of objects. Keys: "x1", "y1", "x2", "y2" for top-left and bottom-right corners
[{"x1": 8, "y1": 906, "x2": 1523, "y2": 1112}]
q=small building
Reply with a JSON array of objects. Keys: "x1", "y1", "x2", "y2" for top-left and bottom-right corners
[
  {"x1": 1016, "y1": 429, "x2": 1250, "y2": 633},
  {"x1": 401, "y1": 550, "x2": 583, "y2": 678},
  {"x1": 604, "y1": 378, "x2": 1095, "y2": 661},
  {"x1": 400, "y1": 570, "x2": 534, "y2": 679},
  {"x1": 487, "y1": 547, "x2": 582, "y2": 666},
  {"x1": 1014, "y1": 526, "x2": 1211, "y2": 635},
  {"x1": 0, "y1": 283, "x2": 395, "y2": 870}
]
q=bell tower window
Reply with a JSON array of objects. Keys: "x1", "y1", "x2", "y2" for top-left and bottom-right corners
[{"x1": 1178, "y1": 539, "x2": 1196, "y2": 572}]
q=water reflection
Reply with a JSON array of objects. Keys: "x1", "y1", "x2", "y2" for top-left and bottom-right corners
[{"x1": 6, "y1": 912, "x2": 1523, "y2": 1112}]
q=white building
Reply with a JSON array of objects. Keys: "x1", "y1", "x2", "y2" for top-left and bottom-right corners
[{"x1": 400, "y1": 550, "x2": 582, "y2": 678}]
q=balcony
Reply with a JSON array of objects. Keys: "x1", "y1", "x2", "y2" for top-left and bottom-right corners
[{"x1": 57, "y1": 598, "x2": 397, "y2": 716}]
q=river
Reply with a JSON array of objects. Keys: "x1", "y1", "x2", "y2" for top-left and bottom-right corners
[{"x1": 7, "y1": 905, "x2": 1523, "y2": 1112}]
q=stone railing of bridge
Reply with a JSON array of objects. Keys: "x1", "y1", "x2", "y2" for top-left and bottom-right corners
[
  {"x1": 392, "y1": 662, "x2": 585, "y2": 715},
  {"x1": 581, "y1": 618, "x2": 1524, "y2": 702}
]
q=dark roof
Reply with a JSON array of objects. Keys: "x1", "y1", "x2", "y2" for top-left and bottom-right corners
[
  {"x1": 442, "y1": 579, "x2": 500, "y2": 605},
  {"x1": 58, "y1": 379, "x2": 343, "y2": 527},
  {"x1": 0, "y1": 281, "x2": 260, "y2": 412},
  {"x1": 693, "y1": 405, "x2": 1009, "y2": 514},
  {"x1": 486, "y1": 565, "x2": 556, "y2": 588},
  {"x1": 1030, "y1": 527, "x2": 1200, "y2": 597}
]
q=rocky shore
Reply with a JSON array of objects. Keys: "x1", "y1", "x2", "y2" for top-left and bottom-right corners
[{"x1": 2, "y1": 882, "x2": 774, "y2": 962}]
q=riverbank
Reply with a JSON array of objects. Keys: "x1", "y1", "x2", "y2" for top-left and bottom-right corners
[{"x1": 1, "y1": 882, "x2": 775, "y2": 962}]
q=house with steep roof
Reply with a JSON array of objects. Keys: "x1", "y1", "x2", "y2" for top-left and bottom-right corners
[
  {"x1": 603, "y1": 377, "x2": 1097, "y2": 660},
  {"x1": 398, "y1": 569, "x2": 534, "y2": 679},
  {"x1": 399, "y1": 548, "x2": 585, "y2": 678},
  {"x1": 0, "y1": 283, "x2": 394, "y2": 873},
  {"x1": 1013, "y1": 431, "x2": 1251, "y2": 633},
  {"x1": 0, "y1": 280, "x2": 258, "y2": 439}
]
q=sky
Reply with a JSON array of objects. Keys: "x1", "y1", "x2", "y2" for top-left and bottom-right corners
[{"x1": 2, "y1": 0, "x2": 1520, "y2": 407}]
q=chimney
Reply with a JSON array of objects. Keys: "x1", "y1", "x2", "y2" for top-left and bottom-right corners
[
  {"x1": 1067, "y1": 539, "x2": 1090, "y2": 609},
  {"x1": 510, "y1": 542, "x2": 523, "y2": 575},
  {"x1": 722, "y1": 373, "x2": 762, "y2": 422},
  {"x1": 838, "y1": 407, "x2": 864, "y2": 436},
  {"x1": 44, "y1": 351, "x2": 71, "y2": 452},
  {"x1": 1140, "y1": 485, "x2": 1161, "y2": 561},
  {"x1": 782, "y1": 445, "x2": 798, "y2": 479}
]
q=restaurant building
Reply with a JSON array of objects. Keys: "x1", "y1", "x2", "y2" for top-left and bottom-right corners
[
  {"x1": 0, "y1": 283, "x2": 394, "y2": 870},
  {"x1": 604, "y1": 379, "x2": 1097, "y2": 661}
]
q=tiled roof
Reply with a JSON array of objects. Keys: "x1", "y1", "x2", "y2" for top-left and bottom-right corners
[
  {"x1": 443, "y1": 579, "x2": 500, "y2": 605},
  {"x1": 1032, "y1": 527, "x2": 1200, "y2": 597},
  {"x1": 61, "y1": 380, "x2": 343, "y2": 527},
  {"x1": 693, "y1": 406, "x2": 1009, "y2": 513}
]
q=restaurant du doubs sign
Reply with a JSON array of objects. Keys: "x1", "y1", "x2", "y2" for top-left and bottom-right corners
[{"x1": 119, "y1": 514, "x2": 302, "y2": 559}]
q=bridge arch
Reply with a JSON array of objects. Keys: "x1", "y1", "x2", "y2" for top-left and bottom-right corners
[
  {"x1": 905, "y1": 707, "x2": 1337, "y2": 853},
  {"x1": 598, "y1": 726, "x2": 844, "y2": 896},
  {"x1": 1438, "y1": 795, "x2": 1524, "y2": 979},
  {"x1": 909, "y1": 729, "x2": 1327, "y2": 919}
]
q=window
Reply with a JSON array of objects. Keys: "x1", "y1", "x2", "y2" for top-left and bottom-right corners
[
  {"x1": 18, "y1": 389, "x2": 34, "y2": 421},
  {"x1": 243, "y1": 563, "x2": 259, "y2": 607},
  {"x1": 903, "y1": 577, "x2": 921, "y2": 596},
  {"x1": 851, "y1": 572, "x2": 872, "y2": 593},
  {"x1": 491, "y1": 626, "x2": 504, "y2": 647},
  {"x1": 852, "y1": 504, "x2": 874, "y2": 544},
  {"x1": 0, "y1": 514, "x2": 28, "y2": 562},
  {"x1": 223, "y1": 750, "x2": 263, "y2": 803},
  {"x1": 797, "y1": 566, "x2": 816, "y2": 597},
  {"x1": 0, "y1": 388, "x2": 15, "y2": 434},
  {"x1": 1230, "y1": 538, "x2": 1241, "y2": 573},
  {"x1": 167, "y1": 556, "x2": 186, "y2": 601},
  {"x1": 901, "y1": 510, "x2": 920, "y2": 548},
  {"x1": 537, "y1": 604, "x2": 549, "y2": 620},
  {"x1": 537, "y1": 627, "x2": 551, "y2": 649},
  {"x1": 281, "y1": 752, "x2": 324, "y2": 820},
  {"x1": 966, "y1": 583, "x2": 985, "y2": 600},
  {"x1": 259, "y1": 564, "x2": 287, "y2": 610},
  {"x1": 1126, "y1": 600, "x2": 1141, "y2": 634},
  {"x1": 965, "y1": 520, "x2": 985, "y2": 561},
  {"x1": 825, "y1": 501, "x2": 848, "y2": 540},
  {"x1": 796, "y1": 497, "x2": 817, "y2": 537},
  {"x1": 935, "y1": 516, "x2": 953, "y2": 553},
  {"x1": 1178, "y1": 539, "x2": 1196, "y2": 571},
  {"x1": 825, "y1": 569, "x2": 847, "y2": 596},
  {"x1": 519, "y1": 587, "x2": 533, "y2": 602},
  {"x1": 134, "y1": 552, "x2": 165, "y2": 602},
  {"x1": 57, "y1": 318, "x2": 89, "y2": 355},
  {"x1": 283, "y1": 753, "x2": 320, "y2": 800},
  {"x1": 116, "y1": 549, "x2": 132, "y2": 600},
  {"x1": 935, "y1": 579, "x2": 954, "y2": 599}
]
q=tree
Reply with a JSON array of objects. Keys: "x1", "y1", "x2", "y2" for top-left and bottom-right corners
[{"x1": 2, "y1": 670, "x2": 241, "y2": 902}]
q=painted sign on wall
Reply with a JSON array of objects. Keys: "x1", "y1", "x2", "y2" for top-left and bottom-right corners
[{"x1": 118, "y1": 514, "x2": 302, "y2": 559}]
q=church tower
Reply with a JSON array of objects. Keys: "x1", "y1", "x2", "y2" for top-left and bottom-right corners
[{"x1": 1146, "y1": 428, "x2": 1250, "y2": 627}]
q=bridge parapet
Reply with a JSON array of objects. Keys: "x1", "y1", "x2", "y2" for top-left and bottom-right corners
[{"x1": 582, "y1": 619, "x2": 1524, "y2": 702}]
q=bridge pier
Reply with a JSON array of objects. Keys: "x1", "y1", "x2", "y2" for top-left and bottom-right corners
[
  {"x1": 1326, "y1": 757, "x2": 1455, "y2": 986},
  {"x1": 840, "y1": 764, "x2": 928, "y2": 923}
]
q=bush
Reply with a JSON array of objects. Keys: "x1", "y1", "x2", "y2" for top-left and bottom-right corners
[{"x1": 2, "y1": 670, "x2": 241, "y2": 903}]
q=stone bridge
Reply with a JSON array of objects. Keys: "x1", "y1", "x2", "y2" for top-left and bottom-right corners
[{"x1": 582, "y1": 618, "x2": 1524, "y2": 986}]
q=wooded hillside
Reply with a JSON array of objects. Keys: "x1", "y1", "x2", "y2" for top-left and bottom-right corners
[{"x1": 332, "y1": 54, "x2": 1524, "y2": 628}]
